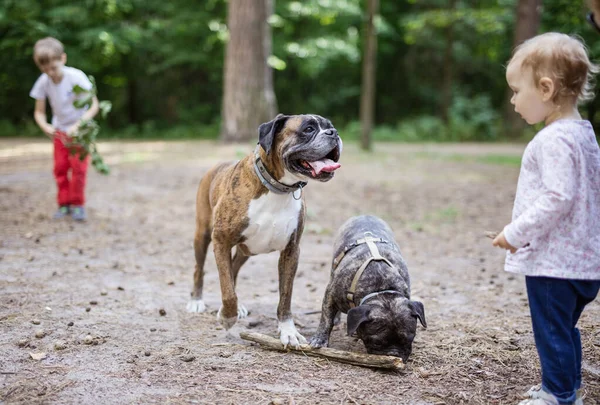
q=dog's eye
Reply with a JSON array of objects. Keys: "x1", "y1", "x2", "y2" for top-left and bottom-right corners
[{"x1": 304, "y1": 126, "x2": 315, "y2": 133}]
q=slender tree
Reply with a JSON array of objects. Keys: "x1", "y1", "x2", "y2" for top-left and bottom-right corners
[
  {"x1": 360, "y1": 0, "x2": 379, "y2": 151},
  {"x1": 440, "y1": 0, "x2": 456, "y2": 126},
  {"x1": 221, "y1": 0, "x2": 277, "y2": 142},
  {"x1": 504, "y1": 0, "x2": 542, "y2": 137}
]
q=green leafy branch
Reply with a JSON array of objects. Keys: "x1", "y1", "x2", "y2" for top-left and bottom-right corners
[{"x1": 67, "y1": 75, "x2": 112, "y2": 175}]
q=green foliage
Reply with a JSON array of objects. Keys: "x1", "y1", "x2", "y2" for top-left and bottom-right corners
[
  {"x1": 67, "y1": 119, "x2": 110, "y2": 174},
  {"x1": 1, "y1": 0, "x2": 599, "y2": 141},
  {"x1": 67, "y1": 75, "x2": 112, "y2": 175}
]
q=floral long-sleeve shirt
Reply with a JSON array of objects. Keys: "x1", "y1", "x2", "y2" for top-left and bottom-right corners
[{"x1": 504, "y1": 119, "x2": 600, "y2": 280}]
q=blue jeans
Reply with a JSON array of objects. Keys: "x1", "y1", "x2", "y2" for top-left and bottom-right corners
[{"x1": 526, "y1": 276, "x2": 600, "y2": 404}]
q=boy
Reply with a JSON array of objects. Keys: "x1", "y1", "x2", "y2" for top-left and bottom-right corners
[
  {"x1": 30, "y1": 37, "x2": 99, "y2": 221},
  {"x1": 493, "y1": 32, "x2": 600, "y2": 405}
]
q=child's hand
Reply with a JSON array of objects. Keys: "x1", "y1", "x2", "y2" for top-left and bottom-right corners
[
  {"x1": 42, "y1": 124, "x2": 56, "y2": 138},
  {"x1": 492, "y1": 231, "x2": 517, "y2": 253}
]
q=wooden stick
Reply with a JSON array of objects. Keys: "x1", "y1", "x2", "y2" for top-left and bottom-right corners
[
  {"x1": 239, "y1": 331, "x2": 404, "y2": 370},
  {"x1": 484, "y1": 231, "x2": 498, "y2": 239}
]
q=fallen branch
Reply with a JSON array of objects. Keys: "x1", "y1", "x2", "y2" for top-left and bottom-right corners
[{"x1": 239, "y1": 331, "x2": 404, "y2": 370}]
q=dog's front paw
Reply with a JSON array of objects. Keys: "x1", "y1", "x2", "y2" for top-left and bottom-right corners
[
  {"x1": 217, "y1": 307, "x2": 238, "y2": 329},
  {"x1": 278, "y1": 319, "x2": 307, "y2": 349},
  {"x1": 186, "y1": 299, "x2": 206, "y2": 313},
  {"x1": 308, "y1": 334, "x2": 329, "y2": 349}
]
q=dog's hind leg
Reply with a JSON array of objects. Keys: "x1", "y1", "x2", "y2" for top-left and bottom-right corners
[
  {"x1": 231, "y1": 247, "x2": 249, "y2": 285},
  {"x1": 230, "y1": 247, "x2": 250, "y2": 318},
  {"x1": 187, "y1": 226, "x2": 211, "y2": 313},
  {"x1": 187, "y1": 178, "x2": 213, "y2": 313},
  {"x1": 186, "y1": 227, "x2": 211, "y2": 313}
]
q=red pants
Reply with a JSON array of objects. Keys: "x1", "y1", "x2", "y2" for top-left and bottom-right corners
[{"x1": 53, "y1": 133, "x2": 89, "y2": 206}]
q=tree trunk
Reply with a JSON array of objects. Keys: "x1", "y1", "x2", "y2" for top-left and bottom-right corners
[
  {"x1": 221, "y1": 0, "x2": 276, "y2": 142},
  {"x1": 440, "y1": 0, "x2": 456, "y2": 127},
  {"x1": 360, "y1": 0, "x2": 379, "y2": 151},
  {"x1": 504, "y1": 0, "x2": 542, "y2": 138}
]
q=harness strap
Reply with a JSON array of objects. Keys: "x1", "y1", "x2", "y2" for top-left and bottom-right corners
[
  {"x1": 343, "y1": 235, "x2": 393, "y2": 308},
  {"x1": 333, "y1": 237, "x2": 387, "y2": 270}
]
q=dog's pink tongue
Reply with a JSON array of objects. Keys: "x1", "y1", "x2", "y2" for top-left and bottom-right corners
[{"x1": 308, "y1": 159, "x2": 341, "y2": 175}]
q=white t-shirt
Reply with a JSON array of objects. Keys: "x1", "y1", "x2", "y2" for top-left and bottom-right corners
[{"x1": 29, "y1": 66, "x2": 93, "y2": 131}]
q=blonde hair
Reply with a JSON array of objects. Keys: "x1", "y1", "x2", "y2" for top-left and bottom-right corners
[
  {"x1": 33, "y1": 37, "x2": 64, "y2": 66},
  {"x1": 508, "y1": 32, "x2": 599, "y2": 104}
]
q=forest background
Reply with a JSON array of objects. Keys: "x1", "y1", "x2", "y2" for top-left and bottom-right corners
[{"x1": 1, "y1": 0, "x2": 596, "y2": 143}]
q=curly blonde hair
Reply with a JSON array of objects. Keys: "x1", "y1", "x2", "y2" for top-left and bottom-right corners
[{"x1": 508, "y1": 32, "x2": 599, "y2": 104}]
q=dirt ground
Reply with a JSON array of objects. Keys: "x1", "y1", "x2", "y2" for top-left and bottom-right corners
[{"x1": 1, "y1": 138, "x2": 599, "y2": 405}]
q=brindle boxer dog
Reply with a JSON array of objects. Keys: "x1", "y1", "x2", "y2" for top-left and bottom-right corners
[
  {"x1": 187, "y1": 114, "x2": 343, "y2": 347},
  {"x1": 309, "y1": 215, "x2": 426, "y2": 361}
]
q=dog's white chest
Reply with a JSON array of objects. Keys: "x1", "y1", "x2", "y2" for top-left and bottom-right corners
[{"x1": 241, "y1": 193, "x2": 302, "y2": 255}]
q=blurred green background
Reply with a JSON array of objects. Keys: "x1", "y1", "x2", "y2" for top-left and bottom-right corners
[{"x1": 1, "y1": 0, "x2": 598, "y2": 142}]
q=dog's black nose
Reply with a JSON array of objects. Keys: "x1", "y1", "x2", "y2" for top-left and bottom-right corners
[{"x1": 325, "y1": 129, "x2": 337, "y2": 136}]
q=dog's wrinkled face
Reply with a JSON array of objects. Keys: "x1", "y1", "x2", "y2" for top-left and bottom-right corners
[
  {"x1": 347, "y1": 296, "x2": 426, "y2": 362},
  {"x1": 258, "y1": 114, "x2": 342, "y2": 181}
]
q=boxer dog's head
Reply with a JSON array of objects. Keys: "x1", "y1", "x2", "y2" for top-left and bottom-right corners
[
  {"x1": 347, "y1": 296, "x2": 426, "y2": 361},
  {"x1": 258, "y1": 114, "x2": 342, "y2": 181}
]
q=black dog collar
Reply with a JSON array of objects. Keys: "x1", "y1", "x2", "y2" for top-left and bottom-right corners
[{"x1": 253, "y1": 145, "x2": 307, "y2": 196}]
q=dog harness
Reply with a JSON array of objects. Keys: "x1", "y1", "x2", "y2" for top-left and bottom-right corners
[
  {"x1": 253, "y1": 145, "x2": 307, "y2": 198},
  {"x1": 333, "y1": 232, "x2": 402, "y2": 308}
]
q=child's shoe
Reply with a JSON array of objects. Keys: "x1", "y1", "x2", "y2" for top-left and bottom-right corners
[
  {"x1": 575, "y1": 389, "x2": 584, "y2": 405},
  {"x1": 522, "y1": 384, "x2": 581, "y2": 405},
  {"x1": 53, "y1": 206, "x2": 70, "y2": 219},
  {"x1": 71, "y1": 206, "x2": 87, "y2": 221},
  {"x1": 518, "y1": 391, "x2": 559, "y2": 405}
]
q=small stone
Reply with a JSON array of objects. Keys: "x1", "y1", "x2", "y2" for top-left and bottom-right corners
[
  {"x1": 32, "y1": 319, "x2": 40, "y2": 325},
  {"x1": 159, "y1": 308, "x2": 166, "y2": 316},
  {"x1": 54, "y1": 340, "x2": 67, "y2": 350},
  {"x1": 126, "y1": 358, "x2": 135, "y2": 364},
  {"x1": 29, "y1": 352, "x2": 47, "y2": 360},
  {"x1": 100, "y1": 291, "x2": 108, "y2": 296},
  {"x1": 180, "y1": 355, "x2": 195, "y2": 362},
  {"x1": 85, "y1": 307, "x2": 91, "y2": 312},
  {"x1": 28, "y1": 256, "x2": 35, "y2": 262},
  {"x1": 167, "y1": 281, "x2": 175, "y2": 286},
  {"x1": 68, "y1": 321, "x2": 74, "y2": 327},
  {"x1": 89, "y1": 300, "x2": 98, "y2": 305},
  {"x1": 17, "y1": 339, "x2": 29, "y2": 347},
  {"x1": 144, "y1": 351, "x2": 151, "y2": 357},
  {"x1": 83, "y1": 335, "x2": 94, "y2": 345},
  {"x1": 117, "y1": 286, "x2": 124, "y2": 291},
  {"x1": 150, "y1": 328, "x2": 156, "y2": 332},
  {"x1": 35, "y1": 330, "x2": 46, "y2": 339},
  {"x1": 271, "y1": 399, "x2": 285, "y2": 405}
]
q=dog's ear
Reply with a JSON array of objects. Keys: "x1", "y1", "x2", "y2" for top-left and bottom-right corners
[
  {"x1": 409, "y1": 300, "x2": 427, "y2": 329},
  {"x1": 347, "y1": 306, "x2": 372, "y2": 336},
  {"x1": 258, "y1": 114, "x2": 289, "y2": 155}
]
